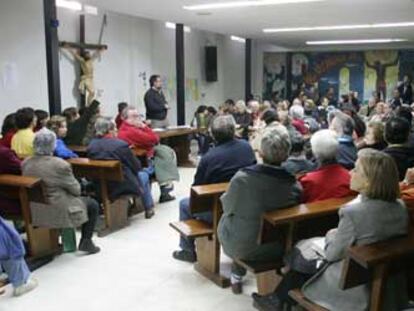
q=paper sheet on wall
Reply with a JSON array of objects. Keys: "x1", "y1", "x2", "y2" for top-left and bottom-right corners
[{"x1": 2, "y1": 62, "x2": 19, "y2": 90}]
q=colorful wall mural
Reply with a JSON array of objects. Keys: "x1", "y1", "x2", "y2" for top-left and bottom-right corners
[{"x1": 263, "y1": 49, "x2": 414, "y2": 102}]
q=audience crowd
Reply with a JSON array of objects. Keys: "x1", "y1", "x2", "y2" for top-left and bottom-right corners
[{"x1": 1, "y1": 80, "x2": 414, "y2": 310}]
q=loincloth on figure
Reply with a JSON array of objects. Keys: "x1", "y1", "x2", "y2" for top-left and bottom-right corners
[{"x1": 79, "y1": 75, "x2": 94, "y2": 94}]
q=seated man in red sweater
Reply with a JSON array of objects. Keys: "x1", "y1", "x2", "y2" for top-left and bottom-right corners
[
  {"x1": 118, "y1": 106, "x2": 175, "y2": 203},
  {"x1": 299, "y1": 129, "x2": 355, "y2": 202}
]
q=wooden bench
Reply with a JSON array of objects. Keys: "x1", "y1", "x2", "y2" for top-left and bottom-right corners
[
  {"x1": 67, "y1": 145, "x2": 88, "y2": 157},
  {"x1": 234, "y1": 258, "x2": 283, "y2": 295},
  {"x1": 0, "y1": 174, "x2": 60, "y2": 259},
  {"x1": 169, "y1": 182, "x2": 230, "y2": 287},
  {"x1": 242, "y1": 197, "x2": 354, "y2": 294},
  {"x1": 260, "y1": 197, "x2": 356, "y2": 251},
  {"x1": 67, "y1": 158, "x2": 131, "y2": 236},
  {"x1": 289, "y1": 232, "x2": 414, "y2": 311},
  {"x1": 154, "y1": 127, "x2": 198, "y2": 167}
]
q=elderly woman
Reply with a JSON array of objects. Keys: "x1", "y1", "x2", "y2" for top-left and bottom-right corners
[
  {"x1": 357, "y1": 121, "x2": 387, "y2": 151},
  {"x1": 218, "y1": 124, "x2": 302, "y2": 294},
  {"x1": 253, "y1": 149, "x2": 409, "y2": 310},
  {"x1": 232, "y1": 100, "x2": 252, "y2": 140},
  {"x1": 47, "y1": 115, "x2": 78, "y2": 159},
  {"x1": 0, "y1": 216, "x2": 38, "y2": 296},
  {"x1": 299, "y1": 130, "x2": 354, "y2": 203},
  {"x1": 289, "y1": 105, "x2": 308, "y2": 135},
  {"x1": 88, "y1": 117, "x2": 155, "y2": 219},
  {"x1": 22, "y1": 129, "x2": 100, "y2": 254}
]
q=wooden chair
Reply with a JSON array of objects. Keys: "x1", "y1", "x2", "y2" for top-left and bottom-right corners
[
  {"x1": 289, "y1": 232, "x2": 414, "y2": 311},
  {"x1": 67, "y1": 158, "x2": 130, "y2": 236},
  {"x1": 0, "y1": 174, "x2": 60, "y2": 259},
  {"x1": 170, "y1": 182, "x2": 230, "y2": 287}
]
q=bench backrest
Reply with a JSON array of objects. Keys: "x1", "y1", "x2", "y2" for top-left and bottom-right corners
[
  {"x1": 260, "y1": 196, "x2": 356, "y2": 245},
  {"x1": 0, "y1": 174, "x2": 47, "y2": 204},
  {"x1": 67, "y1": 158, "x2": 123, "y2": 182},
  {"x1": 189, "y1": 183, "x2": 229, "y2": 214},
  {"x1": 340, "y1": 231, "x2": 414, "y2": 290}
]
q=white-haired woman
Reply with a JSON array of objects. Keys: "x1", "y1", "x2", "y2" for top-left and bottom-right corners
[
  {"x1": 22, "y1": 129, "x2": 100, "y2": 254},
  {"x1": 218, "y1": 124, "x2": 302, "y2": 294},
  {"x1": 289, "y1": 104, "x2": 308, "y2": 135},
  {"x1": 299, "y1": 129, "x2": 355, "y2": 203}
]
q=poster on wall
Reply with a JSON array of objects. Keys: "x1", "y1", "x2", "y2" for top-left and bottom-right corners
[
  {"x1": 160, "y1": 75, "x2": 200, "y2": 103},
  {"x1": 263, "y1": 52, "x2": 286, "y2": 100},
  {"x1": 263, "y1": 49, "x2": 413, "y2": 103}
]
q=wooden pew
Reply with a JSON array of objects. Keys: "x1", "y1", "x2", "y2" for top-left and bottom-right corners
[
  {"x1": 289, "y1": 232, "x2": 414, "y2": 311},
  {"x1": 0, "y1": 174, "x2": 59, "y2": 259},
  {"x1": 154, "y1": 127, "x2": 198, "y2": 167},
  {"x1": 67, "y1": 145, "x2": 88, "y2": 157},
  {"x1": 67, "y1": 158, "x2": 130, "y2": 236},
  {"x1": 237, "y1": 197, "x2": 355, "y2": 294},
  {"x1": 170, "y1": 182, "x2": 230, "y2": 287},
  {"x1": 259, "y1": 197, "x2": 356, "y2": 251}
]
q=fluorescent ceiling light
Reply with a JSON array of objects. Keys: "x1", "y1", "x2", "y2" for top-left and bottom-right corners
[
  {"x1": 231, "y1": 35, "x2": 246, "y2": 43},
  {"x1": 165, "y1": 22, "x2": 191, "y2": 33},
  {"x1": 306, "y1": 39, "x2": 408, "y2": 45},
  {"x1": 183, "y1": 0, "x2": 324, "y2": 11},
  {"x1": 56, "y1": 0, "x2": 82, "y2": 11},
  {"x1": 83, "y1": 5, "x2": 98, "y2": 15},
  {"x1": 264, "y1": 21, "x2": 414, "y2": 33}
]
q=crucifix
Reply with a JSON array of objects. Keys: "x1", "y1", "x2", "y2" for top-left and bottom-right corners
[{"x1": 59, "y1": 14, "x2": 108, "y2": 106}]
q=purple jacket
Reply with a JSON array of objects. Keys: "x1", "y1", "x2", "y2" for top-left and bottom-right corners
[{"x1": 0, "y1": 145, "x2": 22, "y2": 216}]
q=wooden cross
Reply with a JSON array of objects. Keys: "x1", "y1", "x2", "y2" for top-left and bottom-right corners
[{"x1": 59, "y1": 14, "x2": 108, "y2": 107}]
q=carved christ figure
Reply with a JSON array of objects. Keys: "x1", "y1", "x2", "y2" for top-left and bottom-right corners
[
  {"x1": 366, "y1": 58, "x2": 398, "y2": 101},
  {"x1": 62, "y1": 44, "x2": 105, "y2": 105}
]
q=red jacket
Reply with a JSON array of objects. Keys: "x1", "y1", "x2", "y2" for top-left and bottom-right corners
[
  {"x1": 117, "y1": 122, "x2": 159, "y2": 157},
  {"x1": 299, "y1": 163, "x2": 354, "y2": 203},
  {"x1": 292, "y1": 119, "x2": 309, "y2": 135}
]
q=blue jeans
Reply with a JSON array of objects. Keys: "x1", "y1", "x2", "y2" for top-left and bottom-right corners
[
  {"x1": 0, "y1": 258, "x2": 30, "y2": 287},
  {"x1": 137, "y1": 165, "x2": 155, "y2": 210},
  {"x1": 179, "y1": 197, "x2": 213, "y2": 252}
]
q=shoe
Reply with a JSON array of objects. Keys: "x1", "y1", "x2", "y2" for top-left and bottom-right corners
[
  {"x1": 172, "y1": 250, "x2": 197, "y2": 263},
  {"x1": 145, "y1": 208, "x2": 155, "y2": 219},
  {"x1": 252, "y1": 293, "x2": 283, "y2": 311},
  {"x1": 231, "y1": 282, "x2": 243, "y2": 295},
  {"x1": 159, "y1": 193, "x2": 176, "y2": 203},
  {"x1": 78, "y1": 239, "x2": 101, "y2": 254},
  {"x1": 13, "y1": 278, "x2": 38, "y2": 297}
]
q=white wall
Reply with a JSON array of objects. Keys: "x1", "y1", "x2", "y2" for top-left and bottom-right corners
[
  {"x1": 0, "y1": 3, "x2": 246, "y2": 124},
  {"x1": 0, "y1": 0, "x2": 48, "y2": 117},
  {"x1": 58, "y1": 10, "x2": 154, "y2": 117},
  {"x1": 59, "y1": 10, "x2": 246, "y2": 124}
]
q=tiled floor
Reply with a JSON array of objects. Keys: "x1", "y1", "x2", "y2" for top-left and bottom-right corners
[{"x1": 2, "y1": 167, "x2": 257, "y2": 311}]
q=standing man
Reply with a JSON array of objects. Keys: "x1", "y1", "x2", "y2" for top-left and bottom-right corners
[{"x1": 144, "y1": 75, "x2": 169, "y2": 128}]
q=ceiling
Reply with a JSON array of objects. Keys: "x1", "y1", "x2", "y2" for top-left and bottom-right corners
[{"x1": 82, "y1": 0, "x2": 414, "y2": 49}]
